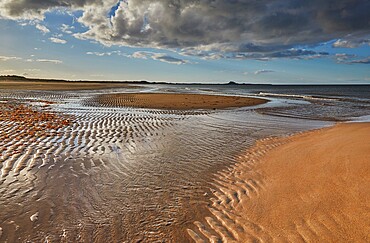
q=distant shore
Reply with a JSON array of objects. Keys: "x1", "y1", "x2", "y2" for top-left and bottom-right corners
[
  {"x1": 0, "y1": 80, "x2": 139, "y2": 91},
  {"x1": 0, "y1": 75, "x2": 265, "y2": 86},
  {"x1": 190, "y1": 122, "x2": 370, "y2": 242},
  {"x1": 96, "y1": 93, "x2": 268, "y2": 110}
]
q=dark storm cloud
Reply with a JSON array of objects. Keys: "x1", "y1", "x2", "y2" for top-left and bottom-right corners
[
  {"x1": 191, "y1": 49, "x2": 329, "y2": 60},
  {"x1": 270, "y1": 49, "x2": 329, "y2": 58},
  {"x1": 0, "y1": 0, "x2": 110, "y2": 19},
  {"x1": 1, "y1": 0, "x2": 369, "y2": 55},
  {"x1": 151, "y1": 55, "x2": 188, "y2": 65}
]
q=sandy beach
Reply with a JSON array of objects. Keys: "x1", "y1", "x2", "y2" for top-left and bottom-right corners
[
  {"x1": 1, "y1": 83, "x2": 369, "y2": 242},
  {"x1": 96, "y1": 93, "x2": 267, "y2": 110},
  {"x1": 189, "y1": 122, "x2": 370, "y2": 242},
  {"x1": 1, "y1": 0, "x2": 369, "y2": 240}
]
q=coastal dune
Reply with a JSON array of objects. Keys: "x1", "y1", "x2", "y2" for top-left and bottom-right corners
[{"x1": 189, "y1": 123, "x2": 370, "y2": 242}]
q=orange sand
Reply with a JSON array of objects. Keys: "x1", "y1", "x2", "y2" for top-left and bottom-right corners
[
  {"x1": 96, "y1": 93, "x2": 267, "y2": 110},
  {"x1": 190, "y1": 123, "x2": 370, "y2": 242}
]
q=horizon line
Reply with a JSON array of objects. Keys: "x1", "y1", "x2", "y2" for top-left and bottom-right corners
[{"x1": 1, "y1": 75, "x2": 369, "y2": 86}]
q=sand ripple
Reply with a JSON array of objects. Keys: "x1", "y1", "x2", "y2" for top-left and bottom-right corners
[
  {"x1": 0, "y1": 89, "x2": 329, "y2": 242},
  {"x1": 189, "y1": 124, "x2": 369, "y2": 242}
]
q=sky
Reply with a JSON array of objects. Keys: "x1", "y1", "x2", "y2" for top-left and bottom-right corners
[{"x1": 0, "y1": 0, "x2": 369, "y2": 84}]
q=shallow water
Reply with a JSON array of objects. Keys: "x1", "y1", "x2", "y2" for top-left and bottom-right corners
[{"x1": 0, "y1": 85, "x2": 355, "y2": 242}]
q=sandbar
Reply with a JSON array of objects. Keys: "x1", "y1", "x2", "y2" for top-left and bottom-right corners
[{"x1": 96, "y1": 93, "x2": 267, "y2": 110}]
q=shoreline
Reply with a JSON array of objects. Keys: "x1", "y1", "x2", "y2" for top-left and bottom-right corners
[
  {"x1": 189, "y1": 122, "x2": 370, "y2": 242},
  {"x1": 95, "y1": 93, "x2": 268, "y2": 110}
]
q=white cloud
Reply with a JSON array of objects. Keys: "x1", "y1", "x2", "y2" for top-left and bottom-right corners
[
  {"x1": 35, "y1": 23, "x2": 50, "y2": 34},
  {"x1": 333, "y1": 39, "x2": 356, "y2": 48},
  {"x1": 254, "y1": 70, "x2": 275, "y2": 75},
  {"x1": 201, "y1": 53, "x2": 224, "y2": 60},
  {"x1": 49, "y1": 37, "x2": 67, "y2": 44},
  {"x1": 332, "y1": 38, "x2": 370, "y2": 48},
  {"x1": 131, "y1": 51, "x2": 151, "y2": 60},
  {"x1": 86, "y1": 51, "x2": 121, "y2": 56},
  {"x1": 85, "y1": 50, "x2": 188, "y2": 64},
  {"x1": 0, "y1": 55, "x2": 22, "y2": 61},
  {"x1": 60, "y1": 24, "x2": 74, "y2": 34},
  {"x1": 334, "y1": 53, "x2": 356, "y2": 63},
  {"x1": 87, "y1": 51, "x2": 105, "y2": 56},
  {"x1": 36, "y1": 59, "x2": 63, "y2": 64}
]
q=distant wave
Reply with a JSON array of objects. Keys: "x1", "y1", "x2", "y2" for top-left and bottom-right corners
[{"x1": 257, "y1": 92, "x2": 341, "y2": 101}]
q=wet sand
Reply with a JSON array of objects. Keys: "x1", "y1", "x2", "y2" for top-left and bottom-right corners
[
  {"x1": 190, "y1": 122, "x2": 370, "y2": 242},
  {"x1": 0, "y1": 88, "x2": 330, "y2": 242},
  {"x1": 96, "y1": 93, "x2": 267, "y2": 110},
  {"x1": 0, "y1": 80, "x2": 136, "y2": 90}
]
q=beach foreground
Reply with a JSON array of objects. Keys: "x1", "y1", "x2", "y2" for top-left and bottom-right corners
[
  {"x1": 0, "y1": 85, "x2": 368, "y2": 242},
  {"x1": 190, "y1": 122, "x2": 370, "y2": 242},
  {"x1": 0, "y1": 90, "x2": 277, "y2": 242}
]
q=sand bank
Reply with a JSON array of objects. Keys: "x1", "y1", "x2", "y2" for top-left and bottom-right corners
[
  {"x1": 189, "y1": 123, "x2": 370, "y2": 242},
  {"x1": 0, "y1": 81, "x2": 136, "y2": 90},
  {"x1": 96, "y1": 93, "x2": 267, "y2": 110}
]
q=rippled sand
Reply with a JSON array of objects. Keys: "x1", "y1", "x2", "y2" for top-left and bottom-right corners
[
  {"x1": 96, "y1": 93, "x2": 267, "y2": 110},
  {"x1": 0, "y1": 88, "x2": 329, "y2": 242},
  {"x1": 190, "y1": 123, "x2": 370, "y2": 242}
]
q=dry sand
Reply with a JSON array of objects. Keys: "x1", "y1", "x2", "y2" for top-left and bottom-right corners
[
  {"x1": 96, "y1": 93, "x2": 267, "y2": 110},
  {"x1": 189, "y1": 123, "x2": 370, "y2": 242},
  {"x1": 0, "y1": 80, "x2": 136, "y2": 90}
]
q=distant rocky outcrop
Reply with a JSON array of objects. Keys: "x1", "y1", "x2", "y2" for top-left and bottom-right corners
[{"x1": 226, "y1": 81, "x2": 237, "y2": 85}]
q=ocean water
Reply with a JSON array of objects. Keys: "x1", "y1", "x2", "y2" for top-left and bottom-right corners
[
  {"x1": 0, "y1": 84, "x2": 368, "y2": 242},
  {"x1": 155, "y1": 84, "x2": 370, "y2": 121}
]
